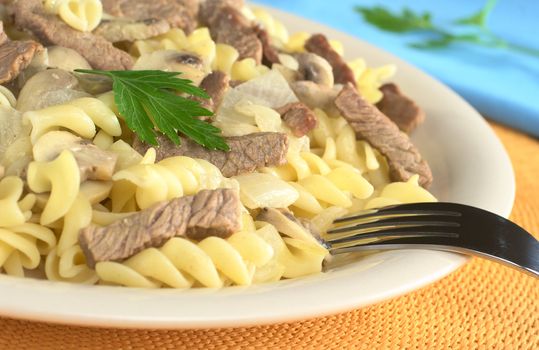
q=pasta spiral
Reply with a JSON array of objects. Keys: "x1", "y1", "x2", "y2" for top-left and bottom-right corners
[
  {"x1": 253, "y1": 221, "x2": 328, "y2": 281},
  {"x1": 27, "y1": 150, "x2": 80, "y2": 225},
  {"x1": 0, "y1": 176, "x2": 55, "y2": 277},
  {"x1": 44, "y1": 193, "x2": 98, "y2": 284},
  {"x1": 133, "y1": 27, "x2": 268, "y2": 81},
  {"x1": 365, "y1": 175, "x2": 437, "y2": 209},
  {"x1": 133, "y1": 28, "x2": 216, "y2": 66},
  {"x1": 95, "y1": 218, "x2": 329, "y2": 288},
  {"x1": 23, "y1": 97, "x2": 121, "y2": 143},
  {"x1": 44, "y1": 0, "x2": 103, "y2": 32},
  {"x1": 0, "y1": 224, "x2": 56, "y2": 277},
  {"x1": 0, "y1": 176, "x2": 33, "y2": 227},
  {"x1": 110, "y1": 149, "x2": 234, "y2": 211},
  {"x1": 0, "y1": 86, "x2": 17, "y2": 108},
  {"x1": 263, "y1": 149, "x2": 373, "y2": 215},
  {"x1": 95, "y1": 231, "x2": 274, "y2": 288}
]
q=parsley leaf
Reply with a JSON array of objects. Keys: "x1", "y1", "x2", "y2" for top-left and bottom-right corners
[
  {"x1": 354, "y1": 1, "x2": 539, "y2": 59},
  {"x1": 454, "y1": 0, "x2": 498, "y2": 28},
  {"x1": 353, "y1": 6, "x2": 434, "y2": 33},
  {"x1": 75, "y1": 69, "x2": 229, "y2": 151}
]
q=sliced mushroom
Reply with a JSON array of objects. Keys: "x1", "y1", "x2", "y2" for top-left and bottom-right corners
[
  {"x1": 0, "y1": 105, "x2": 24, "y2": 160},
  {"x1": 257, "y1": 207, "x2": 321, "y2": 245},
  {"x1": 75, "y1": 73, "x2": 113, "y2": 95},
  {"x1": 290, "y1": 80, "x2": 341, "y2": 116},
  {"x1": 0, "y1": 104, "x2": 32, "y2": 177},
  {"x1": 14, "y1": 47, "x2": 49, "y2": 89},
  {"x1": 133, "y1": 50, "x2": 206, "y2": 85},
  {"x1": 47, "y1": 46, "x2": 91, "y2": 72},
  {"x1": 296, "y1": 53, "x2": 334, "y2": 88},
  {"x1": 16, "y1": 68, "x2": 89, "y2": 112},
  {"x1": 32, "y1": 131, "x2": 118, "y2": 181},
  {"x1": 94, "y1": 17, "x2": 171, "y2": 43}
]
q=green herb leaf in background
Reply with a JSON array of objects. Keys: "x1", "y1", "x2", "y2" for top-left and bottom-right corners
[
  {"x1": 454, "y1": 0, "x2": 498, "y2": 28},
  {"x1": 354, "y1": 1, "x2": 539, "y2": 58},
  {"x1": 353, "y1": 6, "x2": 435, "y2": 33},
  {"x1": 75, "y1": 69, "x2": 229, "y2": 151}
]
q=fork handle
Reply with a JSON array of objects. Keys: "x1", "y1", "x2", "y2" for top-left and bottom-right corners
[{"x1": 332, "y1": 240, "x2": 539, "y2": 278}]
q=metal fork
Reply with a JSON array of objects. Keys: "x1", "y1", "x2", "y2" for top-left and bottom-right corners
[{"x1": 324, "y1": 202, "x2": 539, "y2": 278}]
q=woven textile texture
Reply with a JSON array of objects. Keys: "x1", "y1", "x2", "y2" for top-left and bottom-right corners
[{"x1": 0, "y1": 122, "x2": 537, "y2": 350}]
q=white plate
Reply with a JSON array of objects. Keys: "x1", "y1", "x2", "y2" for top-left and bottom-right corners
[{"x1": 0, "y1": 6, "x2": 515, "y2": 328}]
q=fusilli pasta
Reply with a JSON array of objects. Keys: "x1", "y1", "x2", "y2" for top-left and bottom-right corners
[
  {"x1": 133, "y1": 28, "x2": 216, "y2": 67},
  {"x1": 0, "y1": 0, "x2": 438, "y2": 290},
  {"x1": 44, "y1": 0, "x2": 103, "y2": 32},
  {"x1": 96, "y1": 231, "x2": 274, "y2": 288},
  {"x1": 110, "y1": 149, "x2": 231, "y2": 211},
  {"x1": 23, "y1": 97, "x2": 121, "y2": 143},
  {"x1": 27, "y1": 150, "x2": 80, "y2": 225},
  {"x1": 0, "y1": 86, "x2": 16, "y2": 108}
]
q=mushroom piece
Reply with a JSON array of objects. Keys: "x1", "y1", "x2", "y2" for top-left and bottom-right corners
[
  {"x1": 47, "y1": 46, "x2": 91, "y2": 72},
  {"x1": 0, "y1": 106, "x2": 22, "y2": 154},
  {"x1": 32, "y1": 130, "x2": 118, "y2": 181},
  {"x1": 133, "y1": 50, "x2": 206, "y2": 85},
  {"x1": 290, "y1": 80, "x2": 341, "y2": 116},
  {"x1": 14, "y1": 47, "x2": 49, "y2": 90},
  {"x1": 296, "y1": 53, "x2": 334, "y2": 88},
  {"x1": 257, "y1": 208, "x2": 322, "y2": 245},
  {"x1": 0, "y1": 107, "x2": 32, "y2": 177},
  {"x1": 16, "y1": 68, "x2": 89, "y2": 112},
  {"x1": 93, "y1": 17, "x2": 171, "y2": 43},
  {"x1": 75, "y1": 72, "x2": 113, "y2": 95}
]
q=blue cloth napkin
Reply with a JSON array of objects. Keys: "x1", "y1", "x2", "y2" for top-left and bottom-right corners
[{"x1": 254, "y1": 0, "x2": 539, "y2": 137}]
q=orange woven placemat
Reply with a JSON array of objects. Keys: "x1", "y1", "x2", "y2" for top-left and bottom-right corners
[{"x1": 0, "y1": 122, "x2": 538, "y2": 350}]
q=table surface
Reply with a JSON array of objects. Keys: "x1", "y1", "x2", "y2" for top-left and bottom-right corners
[{"x1": 0, "y1": 122, "x2": 537, "y2": 349}]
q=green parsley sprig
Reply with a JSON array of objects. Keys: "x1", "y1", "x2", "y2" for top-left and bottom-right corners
[
  {"x1": 354, "y1": 0, "x2": 539, "y2": 58},
  {"x1": 75, "y1": 69, "x2": 229, "y2": 151}
]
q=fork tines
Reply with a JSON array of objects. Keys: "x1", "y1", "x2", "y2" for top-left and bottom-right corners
[{"x1": 325, "y1": 206, "x2": 462, "y2": 247}]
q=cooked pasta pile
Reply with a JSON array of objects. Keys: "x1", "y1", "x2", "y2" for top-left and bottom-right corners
[{"x1": 0, "y1": 2, "x2": 436, "y2": 288}]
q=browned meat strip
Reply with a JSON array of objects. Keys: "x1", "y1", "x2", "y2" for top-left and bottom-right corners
[
  {"x1": 12, "y1": 0, "x2": 133, "y2": 70},
  {"x1": 376, "y1": 83, "x2": 426, "y2": 134},
  {"x1": 102, "y1": 0, "x2": 198, "y2": 33},
  {"x1": 133, "y1": 132, "x2": 289, "y2": 177},
  {"x1": 79, "y1": 189, "x2": 241, "y2": 268},
  {"x1": 175, "y1": 0, "x2": 200, "y2": 18},
  {"x1": 334, "y1": 84, "x2": 432, "y2": 187},
  {"x1": 0, "y1": 39, "x2": 43, "y2": 84},
  {"x1": 276, "y1": 102, "x2": 318, "y2": 137},
  {"x1": 207, "y1": 6, "x2": 262, "y2": 63},
  {"x1": 254, "y1": 25, "x2": 280, "y2": 66},
  {"x1": 94, "y1": 18, "x2": 171, "y2": 43},
  {"x1": 199, "y1": 71, "x2": 230, "y2": 112},
  {"x1": 305, "y1": 34, "x2": 356, "y2": 86},
  {"x1": 199, "y1": 0, "x2": 245, "y2": 25},
  {"x1": 187, "y1": 188, "x2": 241, "y2": 240}
]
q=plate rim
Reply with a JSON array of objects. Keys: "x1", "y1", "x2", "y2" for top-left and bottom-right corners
[{"x1": 0, "y1": 4, "x2": 515, "y2": 328}]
